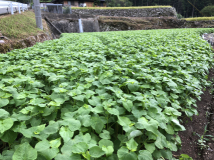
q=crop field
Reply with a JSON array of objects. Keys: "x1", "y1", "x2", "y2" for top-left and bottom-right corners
[{"x1": 0, "y1": 28, "x2": 214, "y2": 160}]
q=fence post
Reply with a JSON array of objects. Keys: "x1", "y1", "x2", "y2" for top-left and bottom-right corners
[
  {"x1": 33, "y1": 0, "x2": 43, "y2": 30},
  {"x1": 22, "y1": 4, "x2": 24, "y2": 12},
  {"x1": 18, "y1": 3, "x2": 21, "y2": 14},
  {"x1": 10, "y1": 2, "x2": 14, "y2": 15}
]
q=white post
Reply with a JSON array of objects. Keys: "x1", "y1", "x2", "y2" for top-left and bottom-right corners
[
  {"x1": 18, "y1": 4, "x2": 21, "y2": 13},
  {"x1": 10, "y1": 2, "x2": 14, "y2": 15},
  {"x1": 78, "y1": 19, "x2": 83, "y2": 33},
  {"x1": 22, "y1": 4, "x2": 24, "y2": 12}
]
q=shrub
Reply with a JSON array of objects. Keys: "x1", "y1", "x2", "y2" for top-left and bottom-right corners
[
  {"x1": 201, "y1": 5, "x2": 214, "y2": 17},
  {"x1": 177, "y1": 13, "x2": 183, "y2": 19},
  {"x1": 63, "y1": 6, "x2": 71, "y2": 14}
]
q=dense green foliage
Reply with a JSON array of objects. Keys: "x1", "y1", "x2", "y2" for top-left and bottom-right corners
[
  {"x1": 0, "y1": 28, "x2": 214, "y2": 160},
  {"x1": 201, "y1": 5, "x2": 214, "y2": 17}
]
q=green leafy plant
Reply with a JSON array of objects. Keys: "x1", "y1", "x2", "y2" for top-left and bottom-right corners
[
  {"x1": 177, "y1": 13, "x2": 183, "y2": 19},
  {"x1": 179, "y1": 154, "x2": 193, "y2": 160},
  {"x1": 0, "y1": 28, "x2": 214, "y2": 159},
  {"x1": 196, "y1": 124, "x2": 214, "y2": 150}
]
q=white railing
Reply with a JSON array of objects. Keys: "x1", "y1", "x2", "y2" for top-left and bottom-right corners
[{"x1": 0, "y1": 1, "x2": 28, "y2": 15}]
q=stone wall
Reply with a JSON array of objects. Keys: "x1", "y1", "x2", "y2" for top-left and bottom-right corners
[
  {"x1": 98, "y1": 16, "x2": 214, "y2": 32},
  {"x1": 72, "y1": 7, "x2": 177, "y2": 17}
]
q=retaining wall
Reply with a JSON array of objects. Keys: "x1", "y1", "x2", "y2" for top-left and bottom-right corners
[{"x1": 71, "y1": 7, "x2": 177, "y2": 17}]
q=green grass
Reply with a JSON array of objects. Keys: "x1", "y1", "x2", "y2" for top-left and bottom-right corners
[
  {"x1": 0, "y1": 11, "x2": 42, "y2": 39},
  {"x1": 183, "y1": 17, "x2": 214, "y2": 21},
  {"x1": 72, "y1": 6, "x2": 172, "y2": 9}
]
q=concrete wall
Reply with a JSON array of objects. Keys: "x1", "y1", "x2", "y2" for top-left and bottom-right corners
[{"x1": 71, "y1": 7, "x2": 177, "y2": 17}]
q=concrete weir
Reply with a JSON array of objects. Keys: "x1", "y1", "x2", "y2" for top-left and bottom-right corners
[{"x1": 42, "y1": 12, "x2": 100, "y2": 38}]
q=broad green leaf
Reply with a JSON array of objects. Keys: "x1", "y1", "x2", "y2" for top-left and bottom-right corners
[
  {"x1": 39, "y1": 148, "x2": 59, "y2": 160},
  {"x1": 50, "y1": 138, "x2": 61, "y2": 148},
  {"x1": 29, "y1": 98, "x2": 46, "y2": 105},
  {"x1": 42, "y1": 122, "x2": 59, "y2": 135},
  {"x1": 12, "y1": 142, "x2": 37, "y2": 160},
  {"x1": 144, "y1": 142, "x2": 156, "y2": 153},
  {"x1": 66, "y1": 119, "x2": 81, "y2": 132},
  {"x1": 127, "y1": 81, "x2": 139, "y2": 92},
  {"x1": 61, "y1": 140, "x2": 75, "y2": 156},
  {"x1": 126, "y1": 138, "x2": 138, "y2": 151},
  {"x1": 0, "y1": 98, "x2": 9, "y2": 108},
  {"x1": 117, "y1": 146, "x2": 137, "y2": 160},
  {"x1": 78, "y1": 115, "x2": 91, "y2": 127},
  {"x1": 0, "y1": 109, "x2": 9, "y2": 119},
  {"x1": 122, "y1": 99, "x2": 133, "y2": 112},
  {"x1": 73, "y1": 95, "x2": 85, "y2": 102},
  {"x1": 136, "y1": 118, "x2": 159, "y2": 135},
  {"x1": 160, "y1": 149, "x2": 173, "y2": 159},
  {"x1": 102, "y1": 146, "x2": 114, "y2": 157},
  {"x1": 82, "y1": 151, "x2": 91, "y2": 160},
  {"x1": 155, "y1": 132, "x2": 167, "y2": 149},
  {"x1": 132, "y1": 106, "x2": 147, "y2": 118},
  {"x1": 35, "y1": 140, "x2": 50, "y2": 152},
  {"x1": 0, "y1": 118, "x2": 13, "y2": 133},
  {"x1": 88, "y1": 96, "x2": 101, "y2": 106},
  {"x1": 165, "y1": 124, "x2": 175, "y2": 134},
  {"x1": 171, "y1": 118, "x2": 186, "y2": 131},
  {"x1": 117, "y1": 116, "x2": 131, "y2": 126},
  {"x1": 91, "y1": 116, "x2": 104, "y2": 134},
  {"x1": 59, "y1": 126, "x2": 74, "y2": 143},
  {"x1": 89, "y1": 146, "x2": 105, "y2": 158},
  {"x1": 128, "y1": 130, "x2": 143, "y2": 139},
  {"x1": 107, "y1": 108, "x2": 119, "y2": 116},
  {"x1": 138, "y1": 150, "x2": 153, "y2": 160},
  {"x1": 1, "y1": 130, "x2": 17, "y2": 143},
  {"x1": 99, "y1": 130, "x2": 111, "y2": 139},
  {"x1": 99, "y1": 139, "x2": 114, "y2": 147},
  {"x1": 71, "y1": 142, "x2": 88, "y2": 154},
  {"x1": 55, "y1": 153, "x2": 82, "y2": 160}
]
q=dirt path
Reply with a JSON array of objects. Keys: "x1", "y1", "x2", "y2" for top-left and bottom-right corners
[{"x1": 173, "y1": 41, "x2": 214, "y2": 159}]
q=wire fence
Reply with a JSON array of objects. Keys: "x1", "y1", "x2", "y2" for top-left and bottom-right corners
[{"x1": 0, "y1": 1, "x2": 28, "y2": 15}]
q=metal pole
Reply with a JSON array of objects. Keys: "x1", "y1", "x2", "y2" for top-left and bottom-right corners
[
  {"x1": 18, "y1": 4, "x2": 21, "y2": 13},
  {"x1": 10, "y1": 2, "x2": 14, "y2": 15},
  {"x1": 33, "y1": 0, "x2": 43, "y2": 30},
  {"x1": 78, "y1": 19, "x2": 83, "y2": 33}
]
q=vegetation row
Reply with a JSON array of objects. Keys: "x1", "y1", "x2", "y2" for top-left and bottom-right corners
[{"x1": 0, "y1": 28, "x2": 214, "y2": 160}]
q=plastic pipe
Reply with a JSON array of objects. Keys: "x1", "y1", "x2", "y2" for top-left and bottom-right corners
[{"x1": 78, "y1": 19, "x2": 83, "y2": 33}]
